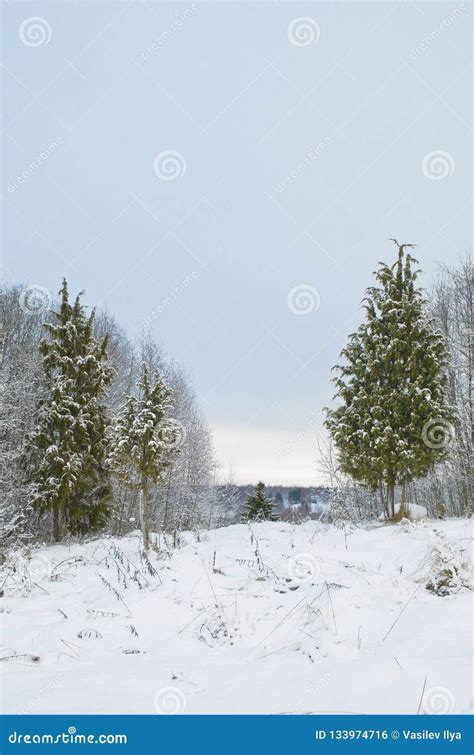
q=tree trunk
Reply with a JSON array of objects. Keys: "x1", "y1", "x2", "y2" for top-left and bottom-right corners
[
  {"x1": 387, "y1": 481, "x2": 395, "y2": 519},
  {"x1": 52, "y1": 503, "x2": 60, "y2": 542},
  {"x1": 140, "y1": 472, "x2": 150, "y2": 550},
  {"x1": 379, "y1": 480, "x2": 388, "y2": 519}
]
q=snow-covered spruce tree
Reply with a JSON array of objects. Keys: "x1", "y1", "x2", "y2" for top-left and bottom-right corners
[
  {"x1": 26, "y1": 280, "x2": 112, "y2": 541},
  {"x1": 109, "y1": 363, "x2": 181, "y2": 549},
  {"x1": 325, "y1": 241, "x2": 453, "y2": 519},
  {"x1": 241, "y1": 482, "x2": 278, "y2": 522}
]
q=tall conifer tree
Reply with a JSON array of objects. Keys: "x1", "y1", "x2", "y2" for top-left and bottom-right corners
[
  {"x1": 325, "y1": 241, "x2": 453, "y2": 518},
  {"x1": 26, "y1": 280, "x2": 112, "y2": 540}
]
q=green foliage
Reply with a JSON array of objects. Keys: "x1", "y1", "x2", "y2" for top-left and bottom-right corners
[
  {"x1": 325, "y1": 242, "x2": 453, "y2": 515},
  {"x1": 242, "y1": 481, "x2": 278, "y2": 522},
  {"x1": 109, "y1": 362, "x2": 181, "y2": 549},
  {"x1": 26, "y1": 280, "x2": 112, "y2": 536},
  {"x1": 109, "y1": 362, "x2": 180, "y2": 486}
]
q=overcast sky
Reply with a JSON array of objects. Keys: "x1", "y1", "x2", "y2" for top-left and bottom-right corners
[{"x1": 2, "y1": 1, "x2": 472, "y2": 485}]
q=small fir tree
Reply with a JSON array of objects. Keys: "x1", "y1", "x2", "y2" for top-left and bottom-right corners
[
  {"x1": 109, "y1": 363, "x2": 181, "y2": 549},
  {"x1": 242, "y1": 481, "x2": 278, "y2": 522},
  {"x1": 26, "y1": 280, "x2": 112, "y2": 540},
  {"x1": 325, "y1": 241, "x2": 453, "y2": 518}
]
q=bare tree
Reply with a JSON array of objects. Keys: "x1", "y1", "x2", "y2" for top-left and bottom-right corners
[
  {"x1": 413, "y1": 254, "x2": 473, "y2": 516},
  {"x1": 0, "y1": 285, "x2": 47, "y2": 550}
]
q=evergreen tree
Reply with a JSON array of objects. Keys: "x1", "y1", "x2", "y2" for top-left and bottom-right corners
[
  {"x1": 26, "y1": 280, "x2": 112, "y2": 540},
  {"x1": 109, "y1": 363, "x2": 181, "y2": 549},
  {"x1": 241, "y1": 481, "x2": 278, "y2": 522},
  {"x1": 325, "y1": 241, "x2": 453, "y2": 518}
]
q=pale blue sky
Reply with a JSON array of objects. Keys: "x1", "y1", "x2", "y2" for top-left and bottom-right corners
[{"x1": 2, "y1": 1, "x2": 472, "y2": 484}]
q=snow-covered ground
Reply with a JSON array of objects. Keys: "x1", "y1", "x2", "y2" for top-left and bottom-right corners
[{"x1": 1, "y1": 519, "x2": 472, "y2": 715}]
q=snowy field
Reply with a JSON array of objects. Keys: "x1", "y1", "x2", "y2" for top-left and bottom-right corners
[{"x1": 1, "y1": 519, "x2": 472, "y2": 715}]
